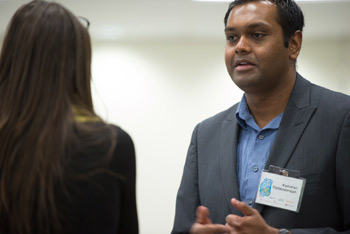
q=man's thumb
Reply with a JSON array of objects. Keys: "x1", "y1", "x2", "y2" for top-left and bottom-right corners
[{"x1": 196, "y1": 206, "x2": 211, "y2": 224}]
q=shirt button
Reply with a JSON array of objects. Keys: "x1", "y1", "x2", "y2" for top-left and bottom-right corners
[
  {"x1": 253, "y1": 166, "x2": 259, "y2": 172},
  {"x1": 258, "y1": 134, "x2": 264, "y2": 140},
  {"x1": 248, "y1": 200, "x2": 253, "y2": 206}
]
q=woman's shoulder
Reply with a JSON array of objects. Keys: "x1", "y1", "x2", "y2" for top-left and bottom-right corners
[
  {"x1": 109, "y1": 125, "x2": 134, "y2": 147},
  {"x1": 107, "y1": 124, "x2": 136, "y2": 172}
]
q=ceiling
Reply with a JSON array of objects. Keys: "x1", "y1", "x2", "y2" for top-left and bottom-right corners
[{"x1": 0, "y1": 0, "x2": 349, "y2": 43}]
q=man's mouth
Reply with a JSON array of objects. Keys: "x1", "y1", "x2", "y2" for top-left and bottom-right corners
[
  {"x1": 234, "y1": 59, "x2": 256, "y2": 72},
  {"x1": 235, "y1": 59, "x2": 255, "y2": 67}
]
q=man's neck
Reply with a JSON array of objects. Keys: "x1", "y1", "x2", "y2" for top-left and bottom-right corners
[{"x1": 245, "y1": 77, "x2": 296, "y2": 129}]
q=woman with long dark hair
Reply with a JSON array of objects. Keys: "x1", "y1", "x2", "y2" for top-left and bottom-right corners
[{"x1": 0, "y1": 1, "x2": 138, "y2": 233}]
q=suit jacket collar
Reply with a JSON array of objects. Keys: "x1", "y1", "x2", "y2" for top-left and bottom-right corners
[
  {"x1": 253, "y1": 73, "x2": 317, "y2": 213},
  {"x1": 219, "y1": 105, "x2": 241, "y2": 215},
  {"x1": 265, "y1": 73, "x2": 316, "y2": 169}
]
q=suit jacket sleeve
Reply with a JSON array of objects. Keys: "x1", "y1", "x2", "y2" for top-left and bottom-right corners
[{"x1": 171, "y1": 124, "x2": 200, "y2": 234}]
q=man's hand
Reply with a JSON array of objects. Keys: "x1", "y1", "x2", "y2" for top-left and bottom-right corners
[
  {"x1": 225, "y1": 198, "x2": 278, "y2": 234},
  {"x1": 190, "y1": 206, "x2": 231, "y2": 234}
]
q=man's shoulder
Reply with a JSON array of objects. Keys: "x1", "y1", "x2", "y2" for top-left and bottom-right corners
[
  {"x1": 294, "y1": 74, "x2": 350, "y2": 110},
  {"x1": 312, "y1": 83, "x2": 350, "y2": 98},
  {"x1": 198, "y1": 104, "x2": 239, "y2": 128},
  {"x1": 310, "y1": 82, "x2": 350, "y2": 108}
]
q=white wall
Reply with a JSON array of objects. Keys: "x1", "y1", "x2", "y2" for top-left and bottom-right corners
[
  {"x1": 91, "y1": 40, "x2": 241, "y2": 234},
  {"x1": 299, "y1": 39, "x2": 350, "y2": 92},
  {"x1": 91, "y1": 38, "x2": 350, "y2": 234}
]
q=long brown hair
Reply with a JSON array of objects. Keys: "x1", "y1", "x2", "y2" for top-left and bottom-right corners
[{"x1": 0, "y1": 1, "x2": 114, "y2": 233}]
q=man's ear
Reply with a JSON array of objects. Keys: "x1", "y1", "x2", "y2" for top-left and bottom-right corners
[{"x1": 289, "y1": 30, "x2": 302, "y2": 61}]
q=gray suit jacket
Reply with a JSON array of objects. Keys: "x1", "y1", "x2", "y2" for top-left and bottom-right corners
[{"x1": 172, "y1": 74, "x2": 350, "y2": 234}]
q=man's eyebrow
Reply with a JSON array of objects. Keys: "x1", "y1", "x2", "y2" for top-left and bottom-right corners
[
  {"x1": 247, "y1": 22, "x2": 270, "y2": 29},
  {"x1": 225, "y1": 22, "x2": 270, "y2": 32}
]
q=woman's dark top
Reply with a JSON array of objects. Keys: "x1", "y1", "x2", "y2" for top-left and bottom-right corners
[{"x1": 60, "y1": 125, "x2": 138, "y2": 234}]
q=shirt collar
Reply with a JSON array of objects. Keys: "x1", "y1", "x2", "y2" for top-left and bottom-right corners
[
  {"x1": 235, "y1": 94, "x2": 284, "y2": 131},
  {"x1": 235, "y1": 95, "x2": 250, "y2": 130}
]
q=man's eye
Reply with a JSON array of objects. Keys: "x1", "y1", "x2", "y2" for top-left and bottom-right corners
[
  {"x1": 227, "y1": 35, "x2": 238, "y2": 41},
  {"x1": 252, "y1": 33, "x2": 264, "y2": 38}
]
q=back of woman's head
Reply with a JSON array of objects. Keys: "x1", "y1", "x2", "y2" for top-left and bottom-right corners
[
  {"x1": 0, "y1": 1, "x2": 103, "y2": 233},
  {"x1": 0, "y1": 0, "x2": 93, "y2": 116}
]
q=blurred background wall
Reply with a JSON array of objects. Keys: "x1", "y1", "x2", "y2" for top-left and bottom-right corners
[{"x1": 1, "y1": 1, "x2": 349, "y2": 233}]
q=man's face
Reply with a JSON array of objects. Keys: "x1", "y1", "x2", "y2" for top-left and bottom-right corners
[{"x1": 224, "y1": 1, "x2": 292, "y2": 94}]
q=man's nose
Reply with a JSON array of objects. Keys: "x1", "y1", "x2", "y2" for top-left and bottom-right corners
[{"x1": 235, "y1": 36, "x2": 251, "y2": 54}]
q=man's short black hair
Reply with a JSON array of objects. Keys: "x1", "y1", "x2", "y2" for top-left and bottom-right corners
[{"x1": 224, "y1": 0, "x2": 304, "y2": 48}]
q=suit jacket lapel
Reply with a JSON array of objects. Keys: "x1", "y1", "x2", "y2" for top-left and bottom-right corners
[
  {"x1": 220, "y1": 106, "x2": 241, "y2": 215},
  {"x1": 253, "y1": 74, "x2": 317, "y2": 214}
]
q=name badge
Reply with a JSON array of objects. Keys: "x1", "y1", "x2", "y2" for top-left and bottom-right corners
[{"x1": 255, "y1": 165, "x2": 306, "y2": 212}]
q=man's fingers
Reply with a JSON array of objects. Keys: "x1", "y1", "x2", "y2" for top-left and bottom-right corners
[
  {"x1": 190, "y1": 223, "x2": 231, "y2": 234},
  {"x1": 206, "y1": 224, "x2": 231, "y2": 233},
  {"x1": 225, "y1": 214, "x2": 242, "y2": 228},
  {"x1": 196, "y1": 206, "x2": 211, "y2": 224},
  {"x1": 231, "y1": 198, "x2": 255, "y2": 216},
  {"x1": 192, "y1": 206, "x2": 231, "y2": 234}
]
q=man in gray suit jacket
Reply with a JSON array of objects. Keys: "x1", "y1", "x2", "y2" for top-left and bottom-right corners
[{"x1": 172, "y1": 0, "x2": 350, "y2": 234}]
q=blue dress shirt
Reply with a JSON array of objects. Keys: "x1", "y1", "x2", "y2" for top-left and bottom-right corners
[{"x1": 235, "y1": 95, "x2": 283, "y2": 207}]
